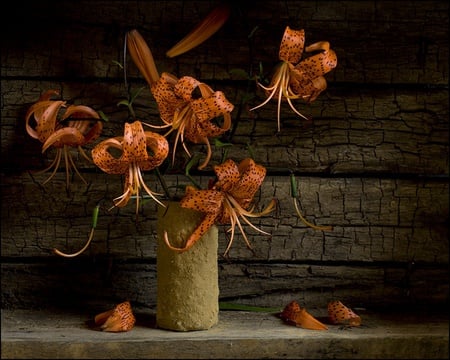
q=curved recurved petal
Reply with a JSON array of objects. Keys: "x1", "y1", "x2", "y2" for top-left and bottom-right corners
[
  {"x1": 62, "y1": 104, "x2": 103, "y2": 144},
  {"x1": 63, "y1": 104, "x2": 100, "y2": 122},
  {"x1": 92, "y1": 137, "x2": 129, "y2": 174},
  {"x1": 190, "y1": 91, "x2": 234, "y2": 122},
  {"x1": 42, "y1": 127, "x2": 85, "y2": 152},
  {"x1": 151, "y1": 72, "x2": 182, "y2": 124},
  {"x1": 300, "y1": 76, "x2": 328, "y2": 103},
  {"x1": 295, "y1": 42, "x2": 337, "y2": 78},
  {"x1": 174, "y1": 76, "x2": 202, "y2": 102},
  {"x1": 35, "y1": 100, "x2": 66, "y2": 143},
  {"x1": 231, "y1": 158, "x2": 267, "y2": 201},
  {"x1": 180, "y1": 185, "x2": 224, "y2": 214},
  {"x1": 279, "y1": 26, "x2": 305, "y2": 64},
  {"x1": 165, "y1": 185, "x2": 224, "y2": 252},
  {"x1": 138, "y1": 131, "x2": 169, "y2": 170},
  {"x1": 213, "y1": 159, "x2": 241, "y2": 192},
  {"x1": 122, "y1": 121, "x2": 149, "y2": 163},
  {"x1": 25, "y1": 100, "x2": 57, "y2": 139}
]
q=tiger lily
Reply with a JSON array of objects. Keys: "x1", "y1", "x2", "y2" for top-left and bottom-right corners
[
  {"x1": 250, "y1": 26, "x2": 337, "y2": 131},
  {"x1": 91, "y1": 120, "x2": 169, "y2": 214},
  {"x1": 149, "y1": 73, "x2": 234, "y2": 170},
  {"x1": 127, "y1": 25, "x2": 234, "y2": 171},
  {"x1": 25, "y1": 89, "x2": 103, "y2": 189},
  {"x1": 164, "y1": 158, "x2": 276, "y2": 256}
]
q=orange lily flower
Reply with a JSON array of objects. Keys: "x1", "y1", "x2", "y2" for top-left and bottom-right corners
[
  {"x1": 164, "y1": 158, "x2": 276, "y2": 256},
  {"x1": 91, "y1": 120, "x2": 169, "y2": 214},
  {"x1": 126, "y1": 29, "x2": 234, "y2": 170},
  {"x1": 25, "y1": 89, "x2": 103, "y2": 189},
  {"x1": 149, "y1": 73, "x2": 234, "y2": 170},
  {"x1": 250, "y1": 26, "x2": 337, "y2": 131}
]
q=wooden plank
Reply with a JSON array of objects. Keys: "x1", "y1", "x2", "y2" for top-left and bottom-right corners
[
  {"x1": 1, "y1": 174, "x2": 448, "y2": 262},
  {"x1": 2, "y1": 309, "x2": 448, "y2": 359},
  {"x1": 2, "y1": 81, "x2": 448, "y2": 175},
  {"x1": 1, "y1": 261, "x2": 448, "y2": 310},
  {"x1": 1, "y1": 1, "x2": 448, "y2": 84},
  {"x1": 1, "y1": 0, "x2": 448, "y2": 312}
]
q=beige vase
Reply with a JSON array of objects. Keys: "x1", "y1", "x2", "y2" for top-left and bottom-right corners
[{"x1": 156, "y1": 201, "x2": 219, "y2": 331}]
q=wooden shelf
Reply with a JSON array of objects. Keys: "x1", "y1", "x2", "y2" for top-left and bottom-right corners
[{"x1": 1, "y1": 308, "x2": 448, "y2": 359}]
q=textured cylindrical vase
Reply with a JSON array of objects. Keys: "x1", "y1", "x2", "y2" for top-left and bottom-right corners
[{"x1": 156, "y1": 201, "x2": 219, "y2": 331}]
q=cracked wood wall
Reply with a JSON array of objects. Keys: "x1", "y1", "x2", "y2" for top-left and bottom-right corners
[{"x1": 1, "y1": 0, "x2": 448, "y2": 310}]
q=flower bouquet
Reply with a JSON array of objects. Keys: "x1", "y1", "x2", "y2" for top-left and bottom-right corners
[{"x1": 24, "y1": 3, "x2": 336, "y2": 331}]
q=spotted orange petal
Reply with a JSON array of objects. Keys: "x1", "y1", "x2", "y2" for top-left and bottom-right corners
[
  {"x1": 150, "y1": 73, "x2": 233, "y2": 170},
  {"x1": 25, "y1": 89, "x2": 62, "y2": 140},
  {"x1": 164, "y1": 185, "x2": 223, "y2": 252},
  {"x1": 279, "y1": 26, "x2": 305, "y2": 64},
  {"x1": 150, "y1": 72, "x2": 182, "y2": 125},
  {"x1": 232, "y1": 158, "x2": 267, "y2": 201},
  {"x1": 298, "y1": 41, "x2": 338, "y2": 78},
  {"x1": 92, "y1": 121, "x2": 168, "y2": 212},
  {"x1": 34, "y1": 100, "x2": 66, "y2": 143},
  {"x1": 94, "y1": 301, "x2": 136, "y2": 332},
  {"x1": 280, "y1": 301, "x2": 328, "y2": 330},
  {"x1": 41, "y1": 105, "x2": 102, "y2": 152},
  {"x1": 328, "y1": 300, "x2": 361, "y2": 326},
  {"x1": 92, "y1": 121, "x2": 168, "y2": 174}
]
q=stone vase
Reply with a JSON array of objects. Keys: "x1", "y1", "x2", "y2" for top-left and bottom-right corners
[{"x1": 156, "y1": 201, "x2": 219, "y2": 331}]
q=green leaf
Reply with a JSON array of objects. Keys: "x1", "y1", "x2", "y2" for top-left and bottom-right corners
[
  {"x1": 98, "y1": 110, "x2": 109, "y2": 122},
  {"x1": 214, "y1": 138, "x2": 233, "y2": 148},
  {"x1": 117, "y1": 99, "x2": 130, "y2": 107}
]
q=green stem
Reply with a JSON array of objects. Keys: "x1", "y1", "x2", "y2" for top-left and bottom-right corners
[{"x1": 155, "y1": 167, "x2": 171, "y2": 199}]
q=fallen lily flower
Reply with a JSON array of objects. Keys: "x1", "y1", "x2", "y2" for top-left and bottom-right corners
[
  {"x1": 92, "y1": 120, "x2": 169, "y2": 214},
  {"x1": 328, "y1": 300, "x2": 362, "y2": 326},
  {"x1": 164, "y1": 158, "x2": 276, "y2": 256},
  {"x1": 149, "y1": 72, "x2": 234, "y2": 170},
  {"x1": 280, "y1": 300, "x2": 328, "y2": 330},
  {"x1": 94, "y1": 301, "x2": 136, "y2": 332},
  {"x1": 250, "y1": 26, "x2": 337, "y2": 131},
  {"x1": 25, "y1": 89, "x2": 103, "y2": 189},
  {"x1": 166, "y1": 2, "x2": 231, "y2": 58}
]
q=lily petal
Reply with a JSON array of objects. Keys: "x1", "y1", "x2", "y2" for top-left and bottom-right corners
[
  {"x1": 328, "y1": 300, "x2": 361, "y2": 326},
  {"x1": 94, "y1": 301, "x2": 136, "y2": 332},
  {"x1": 279, "y1": 26, "x2": 305, "y2": 64},
  {"x1": 280, "y1": 300, "x2": 328, "y2": 330},
  {"x1": 169, "y1": 158, "x2": 274, "y2": 255},
  {"x1": 166, "y1": 2, "x2": 230, "y2": 57}
]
